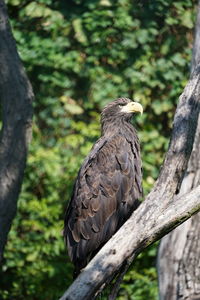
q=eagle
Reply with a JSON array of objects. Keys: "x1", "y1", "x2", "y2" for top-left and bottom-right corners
[{"x1": 64, "y1": 97, "x2": 143, "y2": 277}]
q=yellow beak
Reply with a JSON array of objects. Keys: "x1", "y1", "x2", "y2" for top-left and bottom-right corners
[{"x1": 121, "y1": 101, "x2": 143, "y2": 114}]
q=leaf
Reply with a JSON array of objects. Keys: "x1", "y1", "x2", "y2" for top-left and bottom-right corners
[
  {"x1": 72, "y1": 19, "x2": 87, "y2": 44},
  {"x1": 60, "y1": 96, "x2": 84, "y2": 115}
]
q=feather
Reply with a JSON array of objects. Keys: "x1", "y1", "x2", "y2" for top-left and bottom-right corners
[
  {"x1": 91, "y1": 196, "x2": 100, "y2": 212},
  {"x1": 64, "y1": 98, "x2": 143, "y2": 276}
]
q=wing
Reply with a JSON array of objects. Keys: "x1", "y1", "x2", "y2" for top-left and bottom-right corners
[{"x1": 64, "y1": 134, "x2": 142, "y2": 273}]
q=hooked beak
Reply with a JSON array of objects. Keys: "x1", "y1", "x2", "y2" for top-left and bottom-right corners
[{"x1": 121, "y1": 101, "x2": 143, "y2": 114}]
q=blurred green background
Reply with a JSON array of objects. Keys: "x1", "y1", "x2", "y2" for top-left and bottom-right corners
[{"x1": 0, "y1": 0, "x2": 196, "y2": 299}]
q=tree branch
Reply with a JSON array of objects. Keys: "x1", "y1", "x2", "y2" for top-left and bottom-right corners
[
  {"x1": 157, "y1": 2, "x2": 200, "y2": 299},
  {"x1": 59, "y1": 56, "x2": 200, "y2": 299},
  {"x1": 60, "y1": 185, "x2": 200, "y2": 300},
  {"x1": 0, "y1": 0, "x2": 34, "y2": 262}
]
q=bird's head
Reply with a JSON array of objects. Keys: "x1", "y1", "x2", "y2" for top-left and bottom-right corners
[
  {"x1": 101, "y1": 97, "x2": 143, "y2": 123},
  {"x1": 101, "y1": 98, "x2": 143, "y2": 135}
]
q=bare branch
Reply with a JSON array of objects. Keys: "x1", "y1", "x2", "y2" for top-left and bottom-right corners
[
  {"x1": 59, "y1": 60, "x2": 200, "y2": 299},
  {"x1": 60, "y1": 185, "x2": 200, "y2": 300}
]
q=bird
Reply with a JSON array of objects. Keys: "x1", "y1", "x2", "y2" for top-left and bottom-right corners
[{"x1": 64, "y1": 97, "x2": 143, "y2": 277}]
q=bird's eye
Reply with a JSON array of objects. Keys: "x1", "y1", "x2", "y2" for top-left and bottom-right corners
[{"x1": 119, "y1": 103, "x2": 126, "y2": 108}]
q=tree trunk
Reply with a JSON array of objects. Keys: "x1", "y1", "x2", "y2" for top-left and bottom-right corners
[
  {"x1": 0, "y1": 0, "x2": 34, "y2": 262},
  {"x1": 157, "y1": 2, "x2": 200, "y2": 299},
  {"x1": 158, "y1": 127, "x2": 200, "y2": 299}
]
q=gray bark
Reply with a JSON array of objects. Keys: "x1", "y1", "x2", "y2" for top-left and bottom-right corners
[
  {"x1": 158, "y1": 2, "x2": 200, "y2": 299},
  {"x1": 0, "y1": 0, "x2": 34, "y2": 262},
  {"x1": 59, "y1": 62, "x2": 200, "y2": 299},
  {"x1": 158, "y1": 120, "x2": 200, "y2": 300}
]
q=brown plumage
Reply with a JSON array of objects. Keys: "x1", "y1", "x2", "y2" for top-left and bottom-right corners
[{"x1": 64, "y1": 98, "x2": 143, "y2": 276}]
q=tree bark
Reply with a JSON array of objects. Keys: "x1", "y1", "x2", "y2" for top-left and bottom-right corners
[
  {"x1": 59, "y1": 61, "x2": 200, "y2": 299},
  {"x1": 60, "y1": 186, "x2": 200, "y2": 300},
  {"x1": 0, "y1": 0, "x2": 34, "y2": 262},
  {"x1": 158, "y1": 121, "x2": 200, "y2": 300},
  {"x1": 158, "y1": 2, "x2": 200, "y2": 299}
]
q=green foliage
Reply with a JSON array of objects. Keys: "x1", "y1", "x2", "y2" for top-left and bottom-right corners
[
  {"x1": 118, "y1": 246, "x2": 159, "y2": 300},
  {"x1": 1, "y1": 0, "x2": 197, "y2": 299}
]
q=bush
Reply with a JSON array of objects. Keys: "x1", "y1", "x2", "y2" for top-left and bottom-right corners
[{"x1": 1, "y1": 0, "x2": 196, "y2": 298}]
